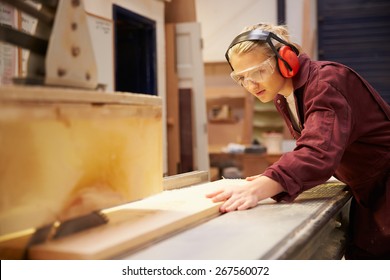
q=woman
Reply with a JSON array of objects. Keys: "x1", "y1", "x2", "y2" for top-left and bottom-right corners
[{"x1": 206, "y1": 23, "x2": 390, "y2": 259}]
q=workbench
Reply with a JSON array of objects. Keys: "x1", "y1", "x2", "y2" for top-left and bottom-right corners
[
  {"x1": 8, "y1": 171, "x2": 350, "y2": 260},
  {"x1": 119, "y1": 178, "x2": 351, "y2": 260}
]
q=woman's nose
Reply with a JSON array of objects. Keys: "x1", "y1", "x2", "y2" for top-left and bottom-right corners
[{"x1": 245, "y1": 79, "x2": 260, "y2": 92}]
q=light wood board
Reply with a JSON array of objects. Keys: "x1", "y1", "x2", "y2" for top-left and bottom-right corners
[
  {"x1": 0, "y1": 85, "x2": 162, "y2": 106},
  {"x1": 28, "y1": 180, "x2": 241, "y2": 260}
]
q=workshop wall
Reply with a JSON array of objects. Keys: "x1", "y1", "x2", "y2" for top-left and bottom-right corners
[{"x1": 195, "y1": 0, "x2": 317, "y2": 62}]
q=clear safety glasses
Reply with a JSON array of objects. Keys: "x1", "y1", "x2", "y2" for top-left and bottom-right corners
[{"x1": 230, "y1": 57, "x2": 275, "y2": 87}]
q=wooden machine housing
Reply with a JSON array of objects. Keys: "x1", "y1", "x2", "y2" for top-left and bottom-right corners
[{"x1": 0, "y1": 86, "x2": 163, "y2": 237}]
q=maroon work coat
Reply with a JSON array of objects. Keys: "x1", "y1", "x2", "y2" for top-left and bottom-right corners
[{"x1": 262, "y1": 54, "x2": 390, "y2": 258}]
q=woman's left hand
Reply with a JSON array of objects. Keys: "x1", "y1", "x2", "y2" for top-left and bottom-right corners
[{"x1": 206, "y1": 176, "x2": 284, "y2": 212}]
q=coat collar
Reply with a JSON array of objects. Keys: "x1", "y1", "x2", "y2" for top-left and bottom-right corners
[{"x1": 292, "y1": 53, "x2": 311, "y2": 90}]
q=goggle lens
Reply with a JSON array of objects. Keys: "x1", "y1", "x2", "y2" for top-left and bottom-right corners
[{"x1": 230, "y1": 57, "x2": 275, "y2": 87}]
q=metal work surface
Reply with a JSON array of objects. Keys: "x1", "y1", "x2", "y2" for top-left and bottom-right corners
[{"x1": 121, "y1": 182, "x2": 351, "y2": 260}]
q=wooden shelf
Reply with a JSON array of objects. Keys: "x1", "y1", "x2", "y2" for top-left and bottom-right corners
[
  {"x1": 209, "y1": 152, "x2": 282, "y2": 179},
  {"x1": 254, "y1": 107, "x2": 279, "y2": 113},
  {"x1": 253, "y1": 123, "x2": 284, "y2": 129},
  {"x1": 252, "y1": 99, "x2": 284, "y2": 139},
  {"x1": 206, "y1": 86, "x2": 253, "y2": 145},
  {"x1": 209, "y1": 117, "x2": 238, "y2": 124},
  {"x1": 207, "y1": 96, "x2": 245, "y2": 108}
]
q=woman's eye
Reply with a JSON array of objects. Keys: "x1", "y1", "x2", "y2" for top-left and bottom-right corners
[{"x1": 257, "y1": 68, "x2": 265, "y2": 74}]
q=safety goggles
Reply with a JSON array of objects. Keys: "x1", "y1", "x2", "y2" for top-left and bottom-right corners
[{"x1": 230, "y1": 57, "x2": 275, "y2": 87}]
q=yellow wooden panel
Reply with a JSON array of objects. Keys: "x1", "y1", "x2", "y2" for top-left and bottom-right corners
[{"x1": 0, "y1": 87, "x2": 163, "y2": 236}]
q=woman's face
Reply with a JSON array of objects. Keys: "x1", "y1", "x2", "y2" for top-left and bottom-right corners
[{"x1": 229, "y1": 47, "x2": 291, "y2": 103}]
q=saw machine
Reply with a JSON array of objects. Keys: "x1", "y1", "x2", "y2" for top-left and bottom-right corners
[
  {"x1": 0, "y1": 0, "x2": 351, "y2": 260},
  {"x1": 0, "y1": 0, "x2": 99, "y2": 89}
]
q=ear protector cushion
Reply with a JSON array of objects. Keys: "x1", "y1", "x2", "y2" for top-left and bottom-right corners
[{"x1": 278, "y1": 45, "x2": 300, "y2": 78}]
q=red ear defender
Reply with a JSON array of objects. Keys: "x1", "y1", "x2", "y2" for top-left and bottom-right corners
[{"x1": 277, "y1": 45, "x2": 300, "y2": 78}]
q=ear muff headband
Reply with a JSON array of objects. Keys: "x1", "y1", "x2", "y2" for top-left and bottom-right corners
[{"x1": 225, "y1": 30, "x2": 300, "y2": 77}]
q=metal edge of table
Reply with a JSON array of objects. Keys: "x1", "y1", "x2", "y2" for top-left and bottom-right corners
[{"x1": 263, "y1": 186, "x2": 351, "y2": 259}]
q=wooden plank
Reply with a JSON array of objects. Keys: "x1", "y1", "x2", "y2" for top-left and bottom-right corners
[
  {"x1": 165, "y1": 24, "x2": 181, "y2": 176},
  {"x1": 163, "y1": 170, "x2": 209, "y2": 190},
  {"x1": 179, "y1": 88, "x2": 194, "y2": 173},
  {"x1": 28, "y1": 180, "x2": 235, "y2": 260},
  {"x1": 0, "y1": 85, "x2": 162, "y2": 106},
  {"x1": 165, "y1": 0, "x2": 196, "y2": 23}
]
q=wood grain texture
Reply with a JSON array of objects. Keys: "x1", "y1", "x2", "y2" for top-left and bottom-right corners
[
  {"x1": 0, "y1": 86, "x2": 163, "y2": 236},
  {"x1": 28, "y1": 180, "x2": 243, "y2": 260},
  {"x1": 0, "y1": 85, "x2": 162, "y2": 106}
]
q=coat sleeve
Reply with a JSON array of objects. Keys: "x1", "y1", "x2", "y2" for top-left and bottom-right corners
[{"x1": 263, "y1": 79, "x2": 353, "y2": 202}]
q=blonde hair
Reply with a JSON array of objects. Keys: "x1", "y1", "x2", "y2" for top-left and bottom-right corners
[{"x1": 227, "y1": 23, "x2": 302, "y2": 61}]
